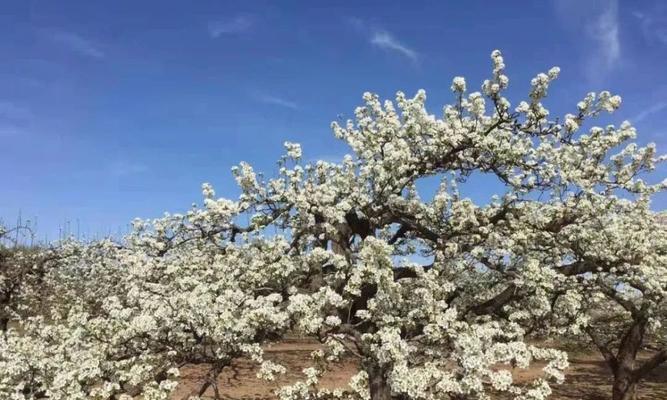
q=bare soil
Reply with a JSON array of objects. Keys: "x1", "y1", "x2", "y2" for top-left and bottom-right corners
[{"x1": 170, "y1": 338, "x2": 667, "y2": 400}]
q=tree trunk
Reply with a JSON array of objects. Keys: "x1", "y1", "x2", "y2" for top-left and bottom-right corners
[
  {"x1": 610, "y1": 317, "x2": 647, "y2": 400},
  {"x1": 612, "y1": 370, "x2": 637, "y2": 400},
  {"x1": 365, "y1": 362, "x2": 391, "y2": 400}
]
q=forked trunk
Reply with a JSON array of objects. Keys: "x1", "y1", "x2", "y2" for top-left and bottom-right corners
[
  {"x1": 608, "y1": 317, "x2": 647, "y2": 400},
  {"x1": 612, "y1": 371, "x2": 637, "y2": 400},
  {"x1": 365, "y1": 362, "x2": 392, "y2": 400}
]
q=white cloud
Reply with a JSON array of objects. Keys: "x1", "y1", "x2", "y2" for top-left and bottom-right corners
[
  {"x1": 588, "y1": 1, "x2": 620, "y2": 71},
  {"x1": 554, "y1": 0, "x2": 620, "y2": 82},
  {"x1": 50, "y1": 31, "x2": 104, "y2": 59},
  {"x1": 345, "y1": 18, "x2": 419, "y2": 63},
  {"x1": 631, "y1": 102, "x2": 667, "y2": 124},
  {"x1": 370, "y1": 30, "x2": 418, "y2": 62},
  {"x1": 255, "y1": 93, "x2": 299, "y2": 110},
  {"x1": 208, "y1": 15, "x2": 254, "y2": 37}
]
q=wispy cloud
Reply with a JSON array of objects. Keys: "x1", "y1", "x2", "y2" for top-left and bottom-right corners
[
  {"x1": 633, "y1": 11, "x2": 667, "y2": 46},
  {"x1": 346, "y1": 18, "x2": 419, "y2": 63},
  {"x1": 585, "y1": 1, "x2": 620, "y2": 78},
  {"x1": 208, "y1": 15, "x2": 254, "y2": 37},
  {"x1": 370, "y1": 30, "x2": 418, "y2": 62},
  {"x1": 631, "y1": 102, "x2": 667, "y2": 124},
  {"x1": 554, "y1": 0, "x2": 620, "y2": 82},
  {"x1": 255, "y1": 93, "x2": 299, "y2": 110},
  {"x1": 50, "y1": 31, "x2": 104, "y2": 59}
]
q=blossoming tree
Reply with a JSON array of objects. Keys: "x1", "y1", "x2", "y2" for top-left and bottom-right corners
[
  {"x1": 262, "y1": 51, "x2": 666, "y2": 400},
  {"x1": 1, "y1": 224, "x2": 297, "y2": 399},
  {"x1": 525, "y1": 206, "x2": 667, "y2": 400},
  {"x1": 1, "y1": 50, "x2": 666, "y2": 400}
]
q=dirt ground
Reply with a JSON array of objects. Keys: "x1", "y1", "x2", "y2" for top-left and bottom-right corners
[{"x1": 170, "y1": 338, "x2": 667, "y2": 400}]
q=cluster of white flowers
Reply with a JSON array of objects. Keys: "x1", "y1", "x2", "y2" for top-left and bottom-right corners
[
  {"x1": 450, "y1": 76, "x2": 466, "y2": 93},
  {"x1": 284, "y1": 141, "x2": 303, "y2": 159},
  {"x1": 482, "y1": 50, "x2": 509, "y2": 97}
]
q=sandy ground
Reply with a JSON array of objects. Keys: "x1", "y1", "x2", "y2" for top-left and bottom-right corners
[{"x1": 170, "y1": 338, "x2": 667, "y2": 400}]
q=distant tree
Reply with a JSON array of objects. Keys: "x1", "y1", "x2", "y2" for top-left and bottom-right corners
[
  {"x1": 0, "y1": 223, "x2": 45, "y2": 332},
  {"x1": 0, "y1": 230, "x2": 294, "y2": 399},
  {"x1": 546, "y1": 209, "x2": 667, "y2": 400}
]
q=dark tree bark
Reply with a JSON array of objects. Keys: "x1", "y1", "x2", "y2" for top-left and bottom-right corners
[
  {"x1": 611, "y1": 370, "x2": 637, "y2": 400},
  {"x1": 365, "y1": 362, "x2": 392, "y2": 400},
  {"x1": 610, "y1": 316, "x2": 647, "y2": 400},
  {"x1": 587, "y1": 315, "x2": 667, "y2": 400}
]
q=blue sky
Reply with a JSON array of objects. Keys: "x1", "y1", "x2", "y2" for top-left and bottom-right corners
[{"x1": 1, "y1": 0, "x2": 666, "y2": 242}]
